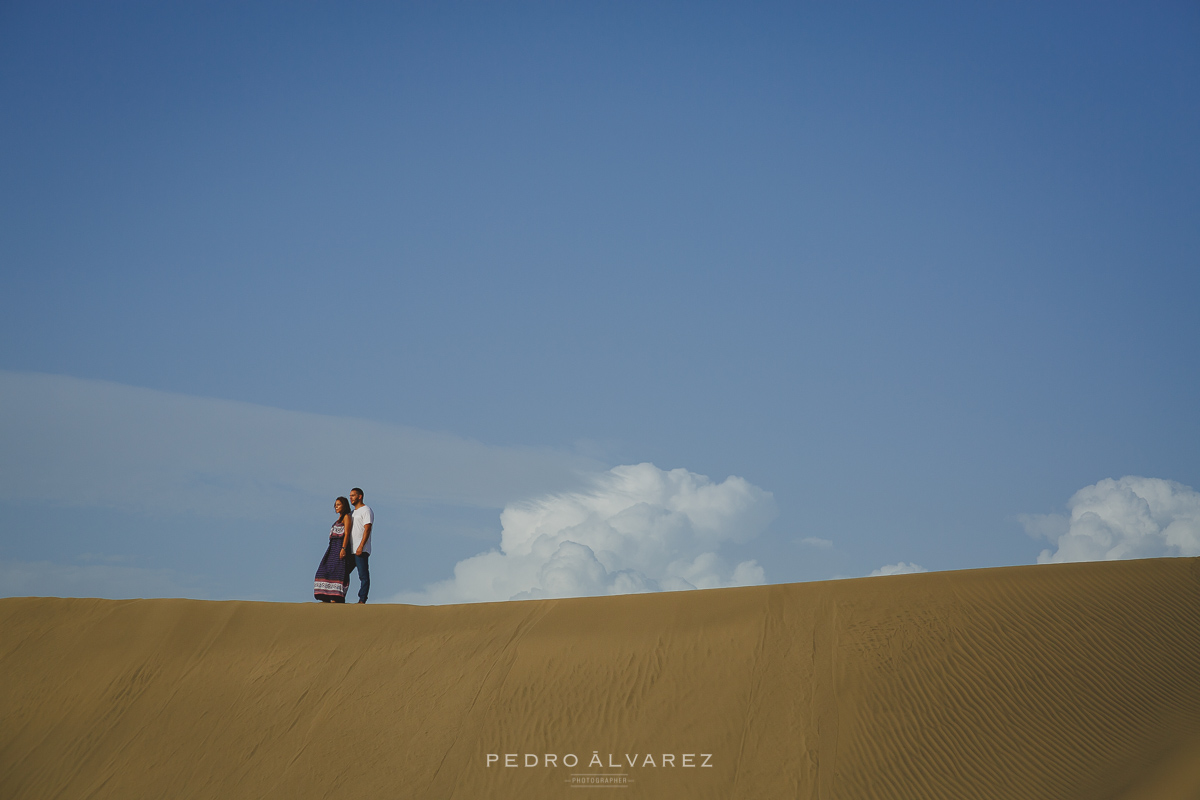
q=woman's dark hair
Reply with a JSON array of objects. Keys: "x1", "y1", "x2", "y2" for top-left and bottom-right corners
[{"x1": 335, "y1": 496, "x2": 352, "y2": 518}]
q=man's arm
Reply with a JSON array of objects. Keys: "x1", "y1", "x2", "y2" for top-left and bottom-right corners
[{"x1": 356, "y1": 522, "x2": 372, "y2": 555}]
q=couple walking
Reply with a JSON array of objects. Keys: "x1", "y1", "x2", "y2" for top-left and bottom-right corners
[{"x1": 314, "y1": 487, "x2": 373, "y2": 603}]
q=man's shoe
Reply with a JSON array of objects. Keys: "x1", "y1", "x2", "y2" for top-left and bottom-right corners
[{"x1": 357, "y1": 600, "x2": 366, "y2": 604}]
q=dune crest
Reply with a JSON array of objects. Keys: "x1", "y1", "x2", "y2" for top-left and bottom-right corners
[{"x1": 2, "y1": 558, "x2": 1200, "y2": 799}]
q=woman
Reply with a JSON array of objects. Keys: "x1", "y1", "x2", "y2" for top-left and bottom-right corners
[{"x1": 314, "y1": 496, "x2": 355, "y2": 602}]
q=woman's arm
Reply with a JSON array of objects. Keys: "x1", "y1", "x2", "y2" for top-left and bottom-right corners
[{"x1": 340, "y1": 514, "x2": 352, "y2": 556}]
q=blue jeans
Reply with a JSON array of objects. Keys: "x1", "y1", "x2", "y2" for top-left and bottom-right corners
[{"x1": 349, "y1": 552, "x2": 370, "y2": 602}]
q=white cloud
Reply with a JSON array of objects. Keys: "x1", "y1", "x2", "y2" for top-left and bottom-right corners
[
  {"x1": 0, "y1": 370, "x2": 601, "y2": 519},
  {"x1": 1024, "y1": 476, "x2": 1200, "y2": 563},
  {"x1": 393, "y1": 462, "x2": 777, "y2": 604},
  {"x1": 869, "y1": 562, "x2": 926, "y2": 577},
  {"x1": 799, "y1": 536, "x2": 833, "y2": 549}
]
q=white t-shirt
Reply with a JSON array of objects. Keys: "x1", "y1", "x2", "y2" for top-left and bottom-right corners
[{"x1": 351, "y1": 505, "x2": 374, "y2": 555}]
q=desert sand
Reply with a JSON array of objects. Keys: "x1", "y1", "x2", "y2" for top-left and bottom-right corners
[{"x1": 2, "y1": 557, "x2": 1199, "y2": 799}]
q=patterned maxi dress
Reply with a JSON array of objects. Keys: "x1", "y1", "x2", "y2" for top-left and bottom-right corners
[{"x1": 314, "y1": 521, "x2": 352, "y2": 602}]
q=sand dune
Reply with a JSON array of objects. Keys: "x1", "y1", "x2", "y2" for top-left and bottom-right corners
[{"x1": 2, "y1": 557, "x2": 1199, "y2": 799}]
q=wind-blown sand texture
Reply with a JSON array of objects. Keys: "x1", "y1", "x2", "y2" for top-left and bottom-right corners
[{"x1": 2, "y1": 557, "x2": 1199, "y2": 799}]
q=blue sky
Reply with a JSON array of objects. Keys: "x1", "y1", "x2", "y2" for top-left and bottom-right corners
[{"x1": 2, "y1": 2, "x2": 1198, "y2": 602}]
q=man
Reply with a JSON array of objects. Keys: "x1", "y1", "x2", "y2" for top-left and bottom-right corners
[{"x1": 347, "y1": 487, "x2": 373, "y2": 603}]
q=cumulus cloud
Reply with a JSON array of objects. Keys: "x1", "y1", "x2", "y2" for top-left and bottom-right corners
[
  {"x1": 1024, "y1": 476, "x2": 1200, "y2": 563},
  {"x1": 869, "y1": 562, "x2": 926, "y2": 577},
  {"x1": 394, "y1": 463, "x2": 777, "y2": 604}
]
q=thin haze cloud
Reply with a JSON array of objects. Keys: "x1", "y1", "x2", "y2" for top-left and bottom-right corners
[
  {"x1": 393, "y1": 463, "x2": 777, "y2": 604},
  {"x1": 0, "y1": 559, "x2": 205, "y2": 600},
  {"x1": 0, "y1": 370, "x2": 603, "y2": 519}
]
